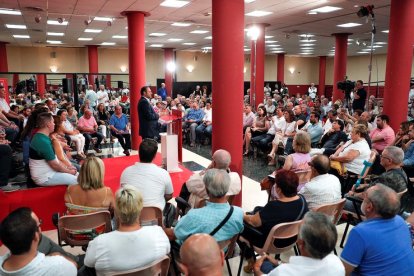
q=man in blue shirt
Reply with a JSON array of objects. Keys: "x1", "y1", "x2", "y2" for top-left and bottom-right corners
[
  {"x1": 183, "y1": 102, "x2": 204, "y2": 147},
  {"x1": 306, "y1": 111, "x2": 323, "y2": 147},
  {"x1": 157, "y1": 83, "x2": 167, "y2": 101},
  {"x1": 403, "y1": 124, "x2": 414, "y2": 166},
  {"x1": 341, "y1": 184, "x2": 414, "y2": 275},
  {"x1": 109, "y1": 105, "x2": 131, "y2": 156}
]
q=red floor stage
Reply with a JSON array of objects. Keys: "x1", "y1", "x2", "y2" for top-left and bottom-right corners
[{"x1": 0, "y1": 154, "x2": 192, "y2": 231}]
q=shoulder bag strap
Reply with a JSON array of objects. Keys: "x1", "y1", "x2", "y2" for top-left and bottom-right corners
[
  {"x1": 294, "y1": 195, "x2": 306, "y2": 221},
  {"x1": 210, "y1": 206, "x2": 234, "y2": 236}
]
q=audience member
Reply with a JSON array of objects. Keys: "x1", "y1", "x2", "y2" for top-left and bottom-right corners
[
  {"x1": 180, "y1": 234, "x2": 224, "y2": 276},
  {"x1": 195, "y1": 101, "x2": 212, "y2": 145},
  {"x1": 77, "y1": 109, "x2": 103, "y2": 154},
  {"x1": 369, "y1": 114, "x2": 395, "y2": 154},
  {"x1": 58, "y1": 109, "x2": 86, "y2": 159},
  {"x1": 316, "y1": 119, "x2": 348, "y2": 156},
  {"x1": 299, "y1": 154, "x2": 341, "y2": 210},
  {"x1": 0, "y1": 207, "x2": 77, "y2": 275},
  {"x1": 109, "y1": 105, "x2": 131, "y2": 156},
  {"x1": 95, "y1": 103, "x2": 110, "y2": 141},
  {"x1": 29, "y1": 112, "x2": 78, "y2": 186},
  {"x1": 83, "y1": 185, "x2": 170, "y2": 275},
  {"x1": 254, "y1": 212, "x2": 344, "y2": 276},
  {"x1": 244, "y1": 106, "x2": 270, "y2": 155},
  {"x1": 341, "y1": 184, "x2": 414, "y2": 275},
  {"x1": 0, "y1": 143, "x2": 18, "y2": 191},
  {"x1": 85, "y1": 85, "x2": 98, "y2": 110},
  {"x1": 183, "y1": 101, "x2": 204, "y2": 147},
  {"x1": 304, "y1": 111, "x2": 323, "y2": 147},
  {"x1": 120, "y1": 138, "x2": 173, "y2": 211},
  {"x1": 0, "y1": 86, "x2": 23, "y2": 125}
]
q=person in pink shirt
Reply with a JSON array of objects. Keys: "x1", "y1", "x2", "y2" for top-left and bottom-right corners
[
  {"x1": 369, "y1": 114, "x2": 395, "y2": 154},
  {"x1": 77, "y1": 109, "x2": 103, "y2": 154},
  {"x1": 243, "y1": 104, "x2": 255, "y2": 133}
]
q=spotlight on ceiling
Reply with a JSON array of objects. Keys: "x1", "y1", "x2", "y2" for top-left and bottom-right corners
[
  {"x1": 107, "y1": 21, "x2": 112, "y2": 27},
  {"x1": 35, "y1": 15, "x2": 41, "y2": 23},
  {"x1": 357, "y1": 5, "x2": 374, "y2": 18},
  {"x1": 84, "y1": 18, "x2": 92, "y2": 26},
  {"x1": 57, "y1": 17, "x2": 64, "y2": 24}
]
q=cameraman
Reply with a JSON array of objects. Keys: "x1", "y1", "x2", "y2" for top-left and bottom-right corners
[{"x1": 352, "y1": 80, "x2": 367, "y2": 111}]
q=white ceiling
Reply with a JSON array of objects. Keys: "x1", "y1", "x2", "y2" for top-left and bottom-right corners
[{"x1": 0, "y1": 0, "x2": 391, "y2": 56}]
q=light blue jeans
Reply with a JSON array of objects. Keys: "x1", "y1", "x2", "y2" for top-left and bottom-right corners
[{"x1": 41, "y1": 172, "x2": 78, "y2": 186}]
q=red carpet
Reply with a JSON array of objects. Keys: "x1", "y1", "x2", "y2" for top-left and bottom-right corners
[{"x1": 0, "y1": 154, "x2": 192, "y2": 231}]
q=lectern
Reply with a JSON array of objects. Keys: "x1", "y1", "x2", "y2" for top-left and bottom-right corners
[{"x1": 160, "y1": 109, "x2": 183, "y2": 172}]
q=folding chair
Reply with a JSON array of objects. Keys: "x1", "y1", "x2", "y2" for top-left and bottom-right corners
[
  {"x1": 110, "y1": 255, "x2": 170, "y2": 276},
  {"x1": 140, "y1": 206, "x2": 163, "y2": 227}
]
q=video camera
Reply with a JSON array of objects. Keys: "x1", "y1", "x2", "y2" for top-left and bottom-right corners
[{"x1": 337, "y1": 80, "x2": 355, "y2": 96}]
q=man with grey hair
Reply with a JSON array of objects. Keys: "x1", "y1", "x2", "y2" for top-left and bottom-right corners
[
  {"x1": 341, "y1": 184, "x2": 414, "y2": 275},
  {"x1": 254, "y1": 212, "x2": 345, "y2": 275},
  {"x1": 165, "y1": 169, "x2": 243, "y2": 244},
  {"x1": 185, "y1": 149, "x2": 241, "y2": 207}
]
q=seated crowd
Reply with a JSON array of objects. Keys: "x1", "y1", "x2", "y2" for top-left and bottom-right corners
[{"x1": 1, "y1": 82, "x2": 414, "y2": 276}]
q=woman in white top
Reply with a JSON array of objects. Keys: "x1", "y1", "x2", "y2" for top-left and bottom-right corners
[
  {"x1": 83, "y1": 185, "x2": 170, "y2": 276},
  {"x1": 329, "y1": 124, "x2": 371, "y2": 175},
  {"x1": 58, "y1": 109, "x2": 86, "y2": 159},
  {"x1": 268, "y1": 109, "x2": 296, "y2": 165}
]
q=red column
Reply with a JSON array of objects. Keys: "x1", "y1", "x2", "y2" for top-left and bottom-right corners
[
  {"x1": 106, "y1": 74, "x2": 111, "y2": 89},
  {"x1": 123, "y1": 11, "x2": 149, "y2": 150},
  {"x1": 212, "y1": 0, "x2": 244, "y2": 207},
  {"x1": 12, "y1": 74, "x2": 19, "y2": 87},
  {"x1": 318, "y1": 56, "x2": 326, "y2": 97},
  {"x1": 249, "y1": 45, "x2": 255, "y2": 106},
  {"x1": 250, "y1": 24, "x2": 266, "y2": 108},
  {"x1": 332, "y1": 33, "x2": 350, "y2": 102},
  {"x1": 0, "y1": 42, "x2": 8, "y2": 72},
  {"x1": 87, "y1": 45, "x2": 99, "y2": 89},
  {"x1": 164, "y1": 48, "x2": 174, "y2": 97},
  {"x1": 36, "y1": 74, "x2": 46, "y2": 99},
  {"x1": 383, "y1": 0, "x2": 414, "y2": 131},
  {"x1": 277, "y1": 53, "x2": 285, "y2": 83}
]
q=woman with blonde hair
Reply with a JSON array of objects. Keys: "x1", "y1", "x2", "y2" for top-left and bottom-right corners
[
  {"x1": 83, "y1": 185, "x2": 170, "y2": 274},
  {"x1": 64, "y1": 156, "x2": 114, "y2": 214}
]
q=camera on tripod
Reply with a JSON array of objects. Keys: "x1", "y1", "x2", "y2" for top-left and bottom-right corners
[{"x1": 337, "y1": 79, "x2": 355, "y2": 96}]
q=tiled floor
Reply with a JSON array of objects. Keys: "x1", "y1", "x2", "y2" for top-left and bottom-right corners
[{"x1": 0, "y1": 140, "x2": 392, "y2": 275}]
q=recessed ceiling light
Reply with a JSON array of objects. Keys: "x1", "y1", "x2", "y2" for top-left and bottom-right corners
[
  {"x1": 245, "y1": 0, "x2": 256, "y2": 3},
  {"x1": 85, "y1": 29, "x2": 102, "y2": 33},
  {"x1": 182, "y1": 42, "x2": 196, "y2": 45},
  {"x1": 348, "y1": 38, "x2": 354, "y2": 41},
  {"x1": 149, "y1": 33, "x2": 166, "y2": 37},
  {"x1": 168, "y1": 38, "x2": 183, "y2": 42},
  {"x1": 150, "y1": 44, "x2": 164, "y2": 47},
  {"x1": 190, "y1": 30, "x2": 209, "y2": 34},
  {"x1": 101, "y1": 42, "x2": 115, "y2": 45},
  {"x1": 13, "y1": 35, "x2": 30, "y2": 38},
  {"x1": 357, "y1": 51, "x2": 368, "y2": 54},
  {"x1": 160, "y1": 0, "x2": 189, "y2": 8},
  {"x1": 47, "y1": 20, "x2": 68, "y2": 26},
  {"x1": 300, "y1": 44, "x2": 315, "y2": 46},
  {"x1": 265, "y1": 35, "x2": 274, "y2": 39},
  {"x1": 5, "y1": 24, "x2": 26, "y2": 29},
  {"x1": 125, "y1": 27, "x2": 128, "y2": 29},
  {"x1": 171, "y1": 22, "x2": 192, "y2": 27},
  {"x1": 271, "y1": 48, "x2": 283, "y2": 51},
  {"x1": 47, "y1": 40, "x2": 62, "y2": 44},
  {"x1": 265, "y1": 40, "x2": 278, "y2": 43},
  {"x1": 371, "y1": 45, "x2": 383, "y2": 48},
  {"x1": 244, "y1": 48, "x2": 251, "y2": 51},
  {"x1": 0, "y1": 8, "x2": 21, "y2": 15},
  {"x1": 47, "y1": 32, "x2": 64, "y2": 36},
  {"x1": 337, "y1": 23, "x2": 362, "y2": 28},
  {"x1": 375, "y1": 42, "x2": 387, "y2": 45},
  {"x1": 301, "y1": 47, "x2": 314, "y2": 50},
  {"x1": 306, "y1": 39, "x2": 317, "y2": 42},
  {"x1": 382, "y1": 30, "x2": 389, "y2": 33},
  {"x1": 78, "y1": 38, "x2": 93, "y2": 41},
  {"x1": 246, "y1": 11, "x2": 273, "y2": 17},
  {"x1": 112, "y1": 35, "x2": 127, "y2": 39},
  {"x1": 308, "y1": 6, "x2": 342, "y2": 14},
  {"x1": 202, "y1": 46, "x2": 212, "y2": 50},
  {"x1": 268, "y1": 45, "x2": 281, "y2": 47},
  {"x1": 299, "y1": 52, "x2": 312, "y2": 55},
  {"x1": 205, "y1": 36, "x2": 212, "y2": 40},
  {"x1": 298, "y1": 34, "x2": 315, "y2": 38},
  {"x1": 94, "y1": 17, "x2": 113, "y2": 22},
  {"x1": 272, "y1": 51, "x2": 285, "y2": 53}
]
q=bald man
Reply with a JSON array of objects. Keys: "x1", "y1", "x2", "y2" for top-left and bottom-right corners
[{"x1": 180, "y1": 234, "x2": 224, "y2": 276}]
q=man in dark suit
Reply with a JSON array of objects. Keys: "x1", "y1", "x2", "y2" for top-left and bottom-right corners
[{"x1": 138, "y1": 86, "x2": 159, "y2": 140}]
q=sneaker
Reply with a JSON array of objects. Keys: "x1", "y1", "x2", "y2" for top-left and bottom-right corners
[{"x1": 0, "y1": 184, "x2": 20, "y2": 192}]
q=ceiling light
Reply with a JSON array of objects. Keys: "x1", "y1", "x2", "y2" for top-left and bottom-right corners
[
  {"x1": 166, "y1": 62, "x2": 176, "y2": 72},
  {"x1": 371, "y1": 45, "x2": 383, "y2": 48},
  {"x1": 50, "y1": 65, "x2": 58, "y2": 73},
  {"x1": 300, "y1": 44, "x2": 315, "y2": 46},
  {"x1": 272, "y1": 51, "x2": 285, "y2": 53},
  {"x1": 265, "y1": 35, "x2": 274, "y2": 39},
  {"x1": 265, "y1": 40, "x2": 278, "y2": 43},
  {"x1": 78, "y1": 38, "x2": 93, "y2": 41},
  {"x1": 246, "y1": 11, "x2": 273, "y2": 17},
  {"x1": 308, "y1": 6, "x2": 342, "y2": 14},
  {"x1": 150, "y1": 44, "x2": 164, "y2": 47},
  {"x1": 375, "y1": 42, "x2": 387, "y2": 45},
  {"x1": 244, "y1": 49, "x2": 251, "y2": 51},
  {"x1": 160, "y1": 0, "x2": 190, "y2": 8},
  {"x1": 120, "y1": 66, "x2": 127, "y2": 72},
  {"x1": 382, "y1": 30, "x2": 389, "y2": 33},
  {"x1": 357, "y1": 51, "x2": 368, "y2": 54},
  {"x1": 94, "y1": 17, "x2": 113, "y2": 22},
  {"x1": 298, "y1": 34, "x2": 314, "y2": 38},
  {"x1": 247, "y1": 26, "x2": 260, "y2": 41},
  {"x1": 204, "y1": 36, "x2": 212, "y2": 40},
  {"x1": 35, "y1": 15, "x2": 41, "y2": 23},
  {"x1": 268, "y1": 45, "x2": 281, "y2": 47},
  {"x1": 47, "y1": 19, "x2": 68, "y2": 25},
  {"x1": 245, "y1": 0, "x2": 256, "y2": 3},
  {"x1": 299, "y1": 52, "x2": 312, "y2": 55},
  {"x1": 168, "y1": 38, "x2": 183, "y2": 41},
  {"x1": 172, "y1": 22, "x2": 192, "y2": 27},
  {"x1": 348, "y1": 38, "x2": 354, "y2": 41},
  {"x1": 47, "y1": 32, "x2": 64, "y2": 36},
  {"x1": 182, "y1": 42, "x2": 196, "y2": 45},
  {"x1": 186, "y1": 65, "x2": 194, "y2": 72},
  {"x1": 5, "y1": 24, "x2": 26, "y2": 29},
  {"x1": 149, "y1": 33, "x2": 166, "y2": 37},
  {"x1": 85, "y1": 29, "x2": 102, "y2": 33},
  {"x1": 101, "y1": 42, "x2": 115, "y2": 45},
  {"x1": 107, "y1": 21, "x2": 112, "y2": 27},
  {"x1": 190, "y1": 30, "x2": 209, "y2": 34},
  {"x1": 301, "y1": 47, "x2": 314, "y2": 50},
  {"x1": 13, "y1": 35, "x2": 30, "y2": 38},
  {"x1": 112, "y1": 35, "x2": 127, "y2": 39},
  {"x1": 306, "y1": 39, "x2": 317, "y2": 42},
  {"x1": 0, "y1": 8, "x2": 21, "y2": 15},
  {"x1": 84, "y1": 19, "x2": 92, "y2": 26},
  {"x1": 202, "y1": 46, "x2": 212, "y2": 50},
  {"x1": 337, "y1": 23, "x2": 362, "y2": 28},
  {"x1": 47, "y1": 40, "x2": 62, "y2": 44}
]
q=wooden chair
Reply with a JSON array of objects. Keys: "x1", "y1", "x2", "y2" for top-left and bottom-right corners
[
  {"x1": 58, "y1": 210, "x2": 112, "y2": 247},
  {"x1": 140, "y1": 206, "x2": 163, "y2": 226},
  {"x1": 110, "y1": 255, "x2": 170, "y2": 276},
  {"x1": 237, "y1": 220, "x2": 303, "y2": 276}
]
